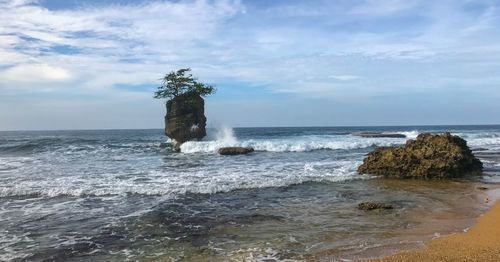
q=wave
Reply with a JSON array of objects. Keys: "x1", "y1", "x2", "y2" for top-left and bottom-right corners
[
  {"x1": 0, "y1": 142, "x2": 46, "y2": 155},
  {"x1": 452, "y1": 132, "x2": 500, "y2": 149},
  {"x1": 181, "y1": 127, "x2": 407, "y2": 153},
  {"x1": 0, "y1": 160, "x2": 365, "y2": 198},
  {"x1": 181, "y1": 138, "x2": 405, "y2": 153},
  {"x1": 0, "y1": 140, "x2": 164, "y2": 158},
  {"x1": 0, "y1": 157, "x2": 33, "y2": 172},
  {"x1": 400, "y1": 130, "x2": 419, "y2": 139},
  {"x1": 466, "y1": 138, "x2": 500, "y2": 149},
  {"x1": 180, "y1": 128, "x2": 500, "y2": 153},
  {"x1": 458, "y1": 132, "x2": 500, "y2": 139},
  {"x1": 2, "y1": 127, "x2": 500, "y2": 199}
]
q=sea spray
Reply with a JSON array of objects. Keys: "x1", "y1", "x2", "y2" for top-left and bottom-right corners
[
  {"x1": 215, "y1": 126, "x2": 237, "y2": 145},
  {"x1": 400, "y1": 130, "x2": 419, "y2": 139},
  {"x1": 181, "y1": 126, "x2": 238, "y2": 153},
  {"x1": 181, "y1": 130, "x2": 408, "y2": 153}
]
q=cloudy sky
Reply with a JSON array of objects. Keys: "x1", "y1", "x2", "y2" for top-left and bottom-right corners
[{"x1": 1, "y1": 0, "x2": 499, "y2": 130}]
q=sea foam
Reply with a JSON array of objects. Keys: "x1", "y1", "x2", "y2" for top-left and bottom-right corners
[
  {"x1": 181, "y1": 127, "x2": 407, "y2": 153},
  {"x1": 0, "y1": 159, "x2": 364, "y2": 198}
]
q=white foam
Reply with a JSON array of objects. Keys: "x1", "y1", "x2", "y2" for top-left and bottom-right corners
[
  {"x1": 3, "y1": 128, "x2": 500, "y2": 199},
  {"x1": 400, "y1": 130, "x2": 419, "y2": 139},
  {"x1": 466, "y1": 137, "x2": 500, "y2": 147},
  {"x1": 0, "y1": 159, "x2": 365, "y2": 198},
  {"x1": 458, "y1": 132, "x2": 500, "y2": 139},
  {"x1": 181, "y1": 128, "x2": 500, "y2": 154},
  {"x1": 0, "y1": 233, "x2": 32, "y2": 261},
  {"x1": 181, "y1": 136, "x2": 405, "y2": 153},
  {"x1": 0, "y1": 156, "x2": 33, "y2": 172},
  {"x1": 182, "y1": 128, "x2": 407, "y2": 153},
  {"x1": 445, "y1": 131, "x2": 500, "y2": 150}
]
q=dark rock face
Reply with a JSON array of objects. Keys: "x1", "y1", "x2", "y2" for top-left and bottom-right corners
[
  {"x1": 358, "y1": 133, "x2": 483, "y2": 179},
  {"x1": 165, "y1": 92, "x2": 206, "y2": 151},
  {"x1": 218, "y1": 147, "x2": 254, "y2": 155},
  {"x1": 357, "y1": 202, "x2": 393, "y2": 211},
  {"x1": 356, "y1": 132, "x2": 406, "y2": 138}
]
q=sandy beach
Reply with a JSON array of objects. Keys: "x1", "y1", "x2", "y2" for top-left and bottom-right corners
[{"x1": 371, "y1": 200, "x2": 500, "y2": 262}]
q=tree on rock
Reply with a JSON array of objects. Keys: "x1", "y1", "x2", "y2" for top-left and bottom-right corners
[
  {"x1": 154, "y1": 68, "x2": 215, "y2": 152},
  {"x1": 154, "y1": 68, "x2": 215, "y2": 99}
]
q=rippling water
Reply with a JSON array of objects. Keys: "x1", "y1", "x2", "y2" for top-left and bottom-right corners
[{"x1": 1, "y1": 126, "x2": 499, "y2": 261}]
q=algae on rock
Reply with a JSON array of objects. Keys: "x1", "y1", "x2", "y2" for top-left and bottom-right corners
[{"x1": 358, "y1": 133, "x2": 483, "y2": 179}]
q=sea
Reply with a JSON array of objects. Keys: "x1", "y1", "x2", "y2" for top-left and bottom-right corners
[{"x1": 1, "y1": 125, "x2": 500, "y2": 261}]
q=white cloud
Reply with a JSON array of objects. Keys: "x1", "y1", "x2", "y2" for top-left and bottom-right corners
[
  {"x1": 0, "y1": 0, "x2": 499, "y2": 96},
  {"x1": 328, "y1": 75, "x2": 362, "y2": 81},
  {"x1": 0, "y1": 63, "x2": 72, "y2": 84},
  {"x1": 350, "y1": 0, "x2": 418, "y2": 16},
  {"x1": 0, "y1": 0, "x2": 244, "y2": 91},
  {"x1": 0, "y1": 0, "x2": 243, "y2": 51},
  {"x1": 0, "y1": 50, "x2": 28, "y2": 64},
  {"x1": 1, "y1": 0, "x2": 500, "y2": 129}
]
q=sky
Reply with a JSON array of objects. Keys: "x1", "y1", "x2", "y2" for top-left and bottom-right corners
[{"x1": 0, "y1": 0, "x2": 499, "y2": 130}]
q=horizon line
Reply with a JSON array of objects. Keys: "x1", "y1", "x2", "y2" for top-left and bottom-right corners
[{"x1": 1, "y1": 123, "x2": 500, "y2": 132}]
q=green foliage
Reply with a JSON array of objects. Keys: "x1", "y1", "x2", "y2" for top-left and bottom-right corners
[{"x1": 154, "y1": 68, "x2": 216, "y2": 100}]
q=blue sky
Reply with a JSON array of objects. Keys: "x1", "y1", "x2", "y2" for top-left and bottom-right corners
[{"x1": 0, "y1": 0, "x2": 499, "y2": 130}]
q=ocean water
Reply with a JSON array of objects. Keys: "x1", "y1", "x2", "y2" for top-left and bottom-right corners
[{"x1": 0, "y1": 126, "x2": 499, "y2": 261}]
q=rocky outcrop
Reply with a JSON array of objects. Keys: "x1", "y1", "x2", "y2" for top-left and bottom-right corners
[
  {"x1": 356, "y1": 132, "x2": 406, "y2": 138},
  {"x1": 358, "y1": 133, "x2": 483, "y2": 179},
  {"x1": 165, "y1": 92, "x2": 206, "y2": 151},
  {"x1": 358, "y1": 202, "x2": 394, "y2": 211},
  {"x1": 218, "y1": 147, "x2": 254, "y2": 155}
]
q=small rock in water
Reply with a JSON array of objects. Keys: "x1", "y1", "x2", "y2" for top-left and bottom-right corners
[
  {"x1": 218, "y1": 147, "x2": 254, "y2": 155},
  {"x1": 477, "y1": 186, "x2": 489, "y2": 190},
  {"x1": 357, "y1": 202, "x2": 394, "y2": 211}
]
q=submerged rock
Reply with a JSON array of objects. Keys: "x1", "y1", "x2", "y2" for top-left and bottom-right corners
[
  {"x1": 357, "y1": 202, "x2": 394, "y2": 211},
  {"x1": 165, "y1": 92, "x2": 207, "y2": 151},
  {"x1": 358, "y1": 133, "x2": 483, "y2": 179},
  {"x1": 356, "y1": 132, "x2": 406, "y2": 138},
  {"x1": 218, "y1": 147, "x2": 254, "y2": 155}
]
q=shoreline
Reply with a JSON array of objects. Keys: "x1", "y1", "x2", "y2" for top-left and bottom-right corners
[
  {"x1": 311, "y1": 181, "x2": 498, "y2": 261},
  {"x1": 371, "y1": 197, "x2": 500, "y2": 261}
]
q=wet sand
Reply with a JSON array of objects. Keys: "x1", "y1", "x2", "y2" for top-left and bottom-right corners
[{"x1": 372, "y1": 200, "x2": 500, "y2": 262}]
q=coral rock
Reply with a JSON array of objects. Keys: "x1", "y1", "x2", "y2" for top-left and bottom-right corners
[{"x1": 358, "y1": 133, "x2": 483, "y2": 179}]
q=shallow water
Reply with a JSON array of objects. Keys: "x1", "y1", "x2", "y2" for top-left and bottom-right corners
[{"x1": 1, "y1": 126, "x2": 499, "y2": 261}]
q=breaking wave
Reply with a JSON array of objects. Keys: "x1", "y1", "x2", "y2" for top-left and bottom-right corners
[
  {"x1": 2, "y1": 127, "x2": 500, "y2": 199},
  {"x1": 0, "y1": 160, "x2": 364, "y2": 198},
  {"x1": 455, "y1": 132, "x2": 500, "y2": 149},
  {"x1": 400, "y1": 130, "x2": 419, "y2": 139},
  {"x1": 181, "y1": 127, "x2": 408, "y2": 153},
  {"x1": 180, "y1": 128, "x2": 500, "y2": 153}
]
